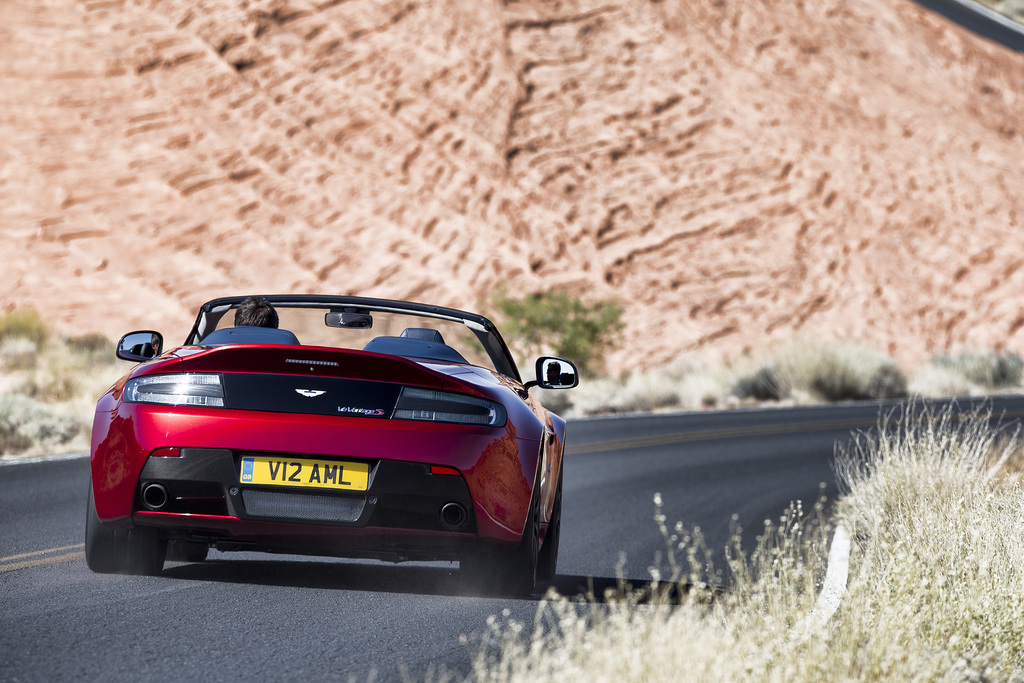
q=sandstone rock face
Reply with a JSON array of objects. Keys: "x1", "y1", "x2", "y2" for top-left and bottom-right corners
[{"x1": 2, "y1": 0, "x2": 1023, "y2": 373}]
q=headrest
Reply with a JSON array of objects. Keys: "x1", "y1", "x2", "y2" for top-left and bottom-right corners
[
  {"x1": 201, "y1": 326, "x2": 300, "y2": 346},
  {"x1": 400, "y1": 328, "x2": 445, "y2": 344}
]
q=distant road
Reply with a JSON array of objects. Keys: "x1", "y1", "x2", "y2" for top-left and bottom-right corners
[
  {"x1": 914, "y1": 0, "x2": 1024, "y2": 51},
  {"x1": 3, "y1": 398, "x2": 1024, "y2": 681}
]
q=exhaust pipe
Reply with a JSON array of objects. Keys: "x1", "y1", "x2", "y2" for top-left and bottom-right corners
[
  {"x1": 142, "y1": 483, "x2": 169, "y2": 510},
  {"x1": 439, "y1": 502, "x2": 468, "y2": 530}
]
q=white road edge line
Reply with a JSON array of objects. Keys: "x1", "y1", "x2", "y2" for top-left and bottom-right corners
[
  {"x1": 793, "y1": 524, "x2": 851, "y2": 641},
  {"x1": 0, "y1": 451, "x2": 89, "y2": 467},
  {"x1": 956, "y1": 0, "x2": 1024, "y2": 35}
]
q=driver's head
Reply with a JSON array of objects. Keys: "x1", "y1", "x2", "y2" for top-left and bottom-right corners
[{"x1": 234, "y1": 297, "x2": 279, "y2": 328}]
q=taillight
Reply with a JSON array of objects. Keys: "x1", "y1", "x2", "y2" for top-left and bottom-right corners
[
  {"x1": 393, "y1": 387, "x2": 506, "y2": 426},
  {"x1": 124, "y1": 374, "x2": 225, "y2": 407}
]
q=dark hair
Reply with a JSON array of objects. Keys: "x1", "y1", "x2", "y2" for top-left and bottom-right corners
[{"x1": 234, "y1": 297, "x2": 279, "y2": 328}]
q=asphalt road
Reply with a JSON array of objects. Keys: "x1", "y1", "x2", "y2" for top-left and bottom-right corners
[{"x1": 3, "y1": 399, "x2": 1023, "y2": 682}]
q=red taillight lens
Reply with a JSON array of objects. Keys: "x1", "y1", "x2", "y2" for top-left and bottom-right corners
[
  {"x1": 430, "y1": 465, "x2": 460, "y2": 476},
  {"x1": 151, "y1": 447, "x2": 181, "y2": 457}
]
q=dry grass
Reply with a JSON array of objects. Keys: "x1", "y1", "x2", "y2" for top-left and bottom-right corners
[{"x1": 474, "y1": 405, "x2": 1024, "y2": 682}]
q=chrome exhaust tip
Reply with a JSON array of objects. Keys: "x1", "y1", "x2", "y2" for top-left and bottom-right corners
[
  {"x1": 141, "y1": 483, "x2": 169, "y2": 510},
  {"x1": 439, "y1": 502, "x2": 468, "y2": 530}
]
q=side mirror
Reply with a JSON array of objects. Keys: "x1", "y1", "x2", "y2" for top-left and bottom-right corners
[
  {"x1": 525, "y1": 356, "x2": 579, "y2": 391},
  {"x1": 116, "y1": 331, "x2": 163, "y2": 362}
]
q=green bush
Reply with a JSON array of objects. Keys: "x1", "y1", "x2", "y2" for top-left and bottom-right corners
[
  {"x1": 0, "y1": 308, "x2": 48, "y2": 349},
  {"x1": 493, "y1": 289, "x2": 624, "y2": 376}
]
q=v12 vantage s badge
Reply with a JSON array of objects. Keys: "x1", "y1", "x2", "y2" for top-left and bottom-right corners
[{"x1": 337, "y1": 406, "x2": 385, "y2": 416}]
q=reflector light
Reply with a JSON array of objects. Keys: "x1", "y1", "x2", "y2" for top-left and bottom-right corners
[
  {"x1": 430, "y1": 465, "x2": 461, "y2": 476},
  {"x1": 150, "y1": 448, "x2": 181, "y2": 457}
]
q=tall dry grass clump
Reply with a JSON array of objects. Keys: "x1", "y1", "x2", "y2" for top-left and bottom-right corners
[
  {"x1": 832, "y1": 404, "x2": 1024, "y2": 678},
  {"x1": 474, "y1": 405, "x2": 1024, "y2": 681},
  {"x1": 474, "y1": 495, "x2": 837, "y2": 682}
]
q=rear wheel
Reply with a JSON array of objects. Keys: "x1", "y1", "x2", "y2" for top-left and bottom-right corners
[
  {"x1": 537, "y1": 472, "x2": 562, "y2": 581},
  {"x1": 85, "y1": 480, "x2": 166, "y2": 576},
  {"x1": 462, "y1": 484, "x2": 539, "y2": 596}
]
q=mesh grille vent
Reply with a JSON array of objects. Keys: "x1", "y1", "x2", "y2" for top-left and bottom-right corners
[{"x1": 242, "y1": 489, "x2": 365, "y2": 523}]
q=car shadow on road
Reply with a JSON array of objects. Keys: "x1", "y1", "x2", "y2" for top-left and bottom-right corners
[
  {"x1": 546, "y1": 573, "x2": 706, "y2": 605},
  {"x1": 159, "y1": 556, "x2": 704, "y2": 603}
]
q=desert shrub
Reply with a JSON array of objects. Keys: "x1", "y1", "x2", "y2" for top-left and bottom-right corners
[
  {"x1": 570, "y1": 373, "x2": 684, "y2": 416},
  {"x1": 0, "y1": 394, "x2": 80, "y2": 454},
  {"x1": 24, "y1": 375, "x2": 80, "y2": 402},
  {"x1": 534, "y1": 387, "x2": 575, "y2": 415},
  {"x1": 864, "y1": 362, "x2": 909, "y2": 399},
  {"x1": 908, "y1": 363, "x2": 974, "y2": 398},
  {"x1": 801, "y1": 347, "x2": 908, "y2": 402},
  {"x1": 493, "y1": 289, "x2": 624, "y2": 376},
  {"x1": 733, "y1": 364, "x2": 791, "y2": 401},
  {"x1": 0, "y1": 308, "x2": 48, "y2": 349},
  {"x1": 932, "y1": 350, "x2": 1023, "y2": 389},
  {"x1": 0, "y1": 337, "x2": 38, "y2": 370},
  {"x1": 0, "y1": 426, "x2": 32, "y2": 453},
  {"x1": 65, "y1": 333, "x2": 116, "y2": 364}
]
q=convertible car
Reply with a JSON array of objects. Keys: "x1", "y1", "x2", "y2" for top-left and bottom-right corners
[{"x1": 86, "y1": 295, "x2": 577, "y2": 594}]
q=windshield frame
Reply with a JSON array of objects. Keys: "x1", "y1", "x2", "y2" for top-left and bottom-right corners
[{"x1": 184, "y1": 295, "x2": 521, "y2": 382}]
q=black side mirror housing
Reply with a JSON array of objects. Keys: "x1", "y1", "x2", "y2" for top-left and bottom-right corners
[
  {"x1": 525, "y1": 356, "x2": 579, "y2": 391},
  {"x1": 116, "y1": 331, "x2": 164, "y2": 362}
]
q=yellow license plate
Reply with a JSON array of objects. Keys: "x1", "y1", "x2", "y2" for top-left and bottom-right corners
[{"x1": 239, "y1": 456, "x2": 369, "y2": 491}]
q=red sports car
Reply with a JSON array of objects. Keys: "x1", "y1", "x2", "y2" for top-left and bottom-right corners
[{"x1": 86, "y1": 295, "x2": 577, "y2": 594}]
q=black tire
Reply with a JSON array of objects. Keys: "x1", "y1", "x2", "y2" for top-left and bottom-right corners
[
  {"x1": 462, "y1": 482, "x2": 540, "y2": 596},
  {"x1": 85, "y1": 483, "x2": 121, "y2": 574},
  {"x1": 537, "y1": 472, "x2": 562, "y2": 582},
  {"x1": 166, "y1": 540, "x2": 209, "y2": 563},
  {"x1": 85, "y1": 480, "x2": 166, "y2": 576}
]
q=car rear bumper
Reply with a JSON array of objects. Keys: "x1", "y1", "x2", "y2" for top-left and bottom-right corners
[
  {"x1": 134, "y1": 447, "x2": 477, "y2": 535},
  {"x1": 92, "y1": 403, "x2": 540, "y2": 544}
]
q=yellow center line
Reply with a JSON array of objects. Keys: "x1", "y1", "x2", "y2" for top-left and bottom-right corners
[
  {"x1": 0, "y1": 543, "x2": 85, "y2": 564},
  {"x1": 0, "y1": 551, "x2": 86, "y2": 573}
]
